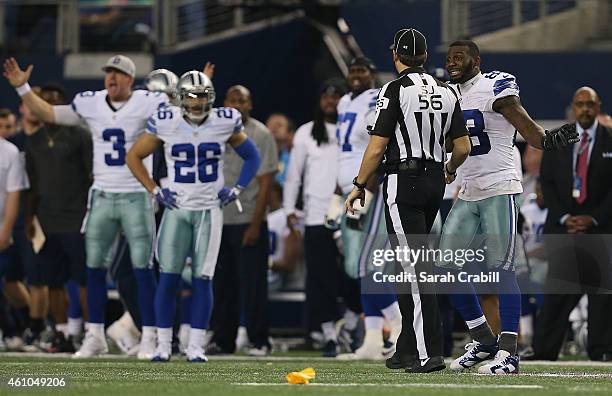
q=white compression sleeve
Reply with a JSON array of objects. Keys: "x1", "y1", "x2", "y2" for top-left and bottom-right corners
[{"x1": 52, "y1": 105, "x2": 82, "y2": 126}]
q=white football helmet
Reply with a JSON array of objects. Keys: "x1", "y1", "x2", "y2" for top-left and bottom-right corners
[
  {"x1": 144, "y1": 68, "x2": 179, "y2": 103},
  {"x1": 177, "y1": 70, "x2": 215, "y2": 122}
]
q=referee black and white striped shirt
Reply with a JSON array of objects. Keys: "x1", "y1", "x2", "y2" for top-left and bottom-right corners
[{"x1": 368, "y1": 67, "x2": 466, "y2": 164}]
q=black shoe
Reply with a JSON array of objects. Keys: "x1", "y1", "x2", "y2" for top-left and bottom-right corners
[
  {"x1": 405, "y1": 356, "x2": 445, "y2": 373},
  {"x1": 385, "y1": 352, "x2": 417, "y2": 369},
  {"x1": 46, "y1": 332, "x2": 76, "y2": 353},
  {"x1": 205, "y1": 342, "x2": 231, "y2": 355},
  {"x1": 322, "y1": 340, "x2": 338, "y2": 358}
]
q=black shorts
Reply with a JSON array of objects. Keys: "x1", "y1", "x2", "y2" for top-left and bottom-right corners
[
  {"x1": 0, "y1": 227, "x2": 34, "y2": 282},
  {"x1": 28, "y1": 232, "x2": 87, "y2": 288}
]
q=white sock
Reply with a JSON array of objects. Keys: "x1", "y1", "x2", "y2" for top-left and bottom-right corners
[
  {"x1": 141, "y1": 326, "x2": 156, "y2": 341},
  {"x1": 361, "y1": 329, "x2": 384, "y2": 348},
  {"x1": 364, "y1": 316, "x2": 384, "y2": 331},
  {"x1": 343, "y1": 310, "x2": 359, "y2": 331},
  {"x1": 67, "y1": 317, "x2": 83, "y2": 336},
  {"x1": 157, "y1": 328, "x2": 173, "y2": 347},
  {"x1": 381, "y1": 301, "x2": 401, "y2": 322},
  {"x1": 465, "y1": 315, "x2": 487, "y2": 330},
  {"x1": 520, "y1": 315, "x2": 533, "y2": 344},
  {"x1": 55, "y1": 323, "x2": 68, "y2": 338},
  {"x1": 188, "y1": 328, "x2": 206, "y2": 350},
  {"x1": 88, "y1": 323, "x2": 105, "y2": 339},
  {"x1": 321, "y1": 321, "x2": 337, "y2": 342}
]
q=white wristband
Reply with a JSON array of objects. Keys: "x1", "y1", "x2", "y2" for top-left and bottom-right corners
[{"x1": 16, "y1": 82, "x2": 31, "y2": 97}]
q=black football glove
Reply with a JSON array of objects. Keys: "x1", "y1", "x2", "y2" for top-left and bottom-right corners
[{"x1": 541, "y1": 123, "x2": 579, "y2": 151}]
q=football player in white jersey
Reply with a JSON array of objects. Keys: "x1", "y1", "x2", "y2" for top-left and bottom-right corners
[
  {"x1": 331, "y1": 57, "x2": 401, "y2": 360},
  {"x1": 3, "y1": 55, "x2": 169, "y2": 359},
  {"x1": 126, "y1": 71, "x2": 260, "y2": 362},
  {"x1": 437, "y1": 40, "x2": 578, "y2": 374}
]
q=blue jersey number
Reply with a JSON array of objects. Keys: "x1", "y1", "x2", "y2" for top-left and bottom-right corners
[
  {"x1": 102, "y1": 128, "x2": 126, "y2": 166},
  {"x1": 172, "y1": 142, "x2": 221, "y2": 183},
  {"x1": 463, "y1": 109, "x2": 491, "y2": 156},
  {"x1": 336, "y1": 112, "x2": 357, "y2": 152}
]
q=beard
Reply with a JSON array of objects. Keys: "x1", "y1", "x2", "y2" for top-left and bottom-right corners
[{"x1": 450, "y1": 59, "x2": 476, "y2": 84}]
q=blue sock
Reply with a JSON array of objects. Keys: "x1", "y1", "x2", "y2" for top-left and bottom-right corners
[
  {"x1": 155, "y1": 273, "x2": 180, "y2": 328},
  {"x1": 86, "y1": 268, "x2": 107, "y2": 324},
  {"x1": 133, "y1": 268, "x2": 157, "y2": 327},
  {"x1": 445, "y1": 268, "x2": 485, "y2": 322},
  {"x1": 191, "y1": 278, "x2": 213, "y2": 330},
  {"x1": 499, "y1": 269, "x2": 521, "y2": 334},
  {"x1": 66, "y1": 280, "x2": 83, "y2": 319},
  {"x1": 180, "y1": 293, "x2": 192, "y2": 325},
  {"x1": 360, "y1": 274, "x2": 397, "y2": 315}
]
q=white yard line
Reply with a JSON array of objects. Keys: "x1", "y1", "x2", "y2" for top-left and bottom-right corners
[{"x1": 233, "y1": 383, "x2": 544, "y2": 389}]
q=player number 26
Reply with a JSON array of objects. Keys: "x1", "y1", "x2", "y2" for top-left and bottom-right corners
[{"x1": 172, "y1": 143, "x2": 221, "y2": 183}]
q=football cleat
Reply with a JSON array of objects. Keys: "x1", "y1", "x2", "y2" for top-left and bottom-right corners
[
  {"x1": 186, "y1": 346, "x2": 209, "y2": 362},
  {"x1": 248, "y1": 345, "x2": 270, "y2": 357},
  {"x1": 337, "y1": 336, "x2": 385, "y2": 361},
  {"x1": 322, "y1": 340, "x2": 339, "y2": 358},
  {"x1": 73, "y1": 331, "x2": 108, "y2": 358},
  {"x1": 151, "y1": 343, "x2": 172, "y2": 362},
  {"x1": 450, "y1": 340, "x2": 498, "y2": 372},
  {"x1": 137, "y1": 334, "x2": 157, "y2": 360},
  {"x1": 478, "y1": 350, "x2": 520, "y2": 374},
  {"x1": 107, "y1": 321, "x2": 139, "y2": 355}
]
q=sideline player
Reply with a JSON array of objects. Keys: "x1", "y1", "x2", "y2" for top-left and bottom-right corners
[
  {"x1": 332, "y1": 57, "x2": 401, "y2": 360},
  {"x1": 3, "y1": 55, "x2": 168, "y2": 359},
  {"x1": 439, "y1": 40, "x2": 578, "y2": 374},
  {"x1": 126, "y1": 71, "x2": 260, "y2": 361}
]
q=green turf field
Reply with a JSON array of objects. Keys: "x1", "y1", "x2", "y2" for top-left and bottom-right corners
[{"x1": 1, "y1": 356, "x2": 611, "y2": 396}]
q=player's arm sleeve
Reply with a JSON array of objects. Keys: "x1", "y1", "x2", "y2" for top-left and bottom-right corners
[
  {"x1": 233, "y1": 137, "x2": 261, "y2": 188},
  {"x1": 368, "y1": 82, "x2": 400, "y2": 137},
  {"x1": 145, "y1": 115, "x2": 158, "y2": 135},
  {"x1": 448, "y1": 99, "x2": 469, "y2": 139},
  {"x1": 283, "y1": 129, "x2": 307, "y2": 215},
  {"x1": 53, "y1": 105, "x2": 82, "y2": 126},
  {"x1": 485, "y1": 74, "x2": 520, "y2": 112}
]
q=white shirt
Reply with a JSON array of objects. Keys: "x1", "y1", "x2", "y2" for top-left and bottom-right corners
[
  {"x1": 0, "y1": 138, "x2": 29, "y2": 228},
  {"x1": 283, "y1": 121, "x2": 337, "y2": 226},
  {"x1": 336, "y1": 89, "x2": 378, "y2": 194},
  {"x1": 55, "y1": 90, "x2": 168, "y2": 192},
  {"x1": 146, "y1": 105, "x2": 242, "y2": 210}
]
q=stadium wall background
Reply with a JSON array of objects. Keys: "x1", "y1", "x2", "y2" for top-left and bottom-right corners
[{"x1": 1, "y1": 16, "x2": 611, "y2": 124}]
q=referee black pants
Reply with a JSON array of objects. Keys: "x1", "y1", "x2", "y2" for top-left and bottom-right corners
[{"x1": 382, "y1": 166, "x2": 445, "y2": 360}]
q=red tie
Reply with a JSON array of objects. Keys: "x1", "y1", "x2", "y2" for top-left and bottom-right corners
[{"x1": 575, "y1": 131, "x2": 590, "y2": 204}]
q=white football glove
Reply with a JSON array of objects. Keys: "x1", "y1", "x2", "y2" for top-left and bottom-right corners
[
  {"x1": 346, "y1": 189, "x2": 374, "y2": 230},
  {"x1": 324, "y1": 194, "x2": 344, "y2": 229}
]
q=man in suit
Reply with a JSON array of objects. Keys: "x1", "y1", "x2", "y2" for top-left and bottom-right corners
[{"x1": 534, "y1": 86, "x2": 612, "y2": 361}]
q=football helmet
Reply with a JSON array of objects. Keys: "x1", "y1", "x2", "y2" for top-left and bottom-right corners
[
  {"x1": 144, "y1": 68, "x2": 179, "y2": 103},
  {"x1": 177, "y1": 70, "x2": 215, "y2": 122}
]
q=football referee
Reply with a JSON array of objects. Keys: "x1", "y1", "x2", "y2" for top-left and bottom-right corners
[{"x1": 345, "y1": 28, "x2": 471, "y2": 373}]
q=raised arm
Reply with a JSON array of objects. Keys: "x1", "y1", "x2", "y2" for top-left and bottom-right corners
[{"x1": 3, "y1": 58, "x2": 81, "y2": 126}]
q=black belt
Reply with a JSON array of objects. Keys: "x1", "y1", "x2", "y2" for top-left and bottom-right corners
[{"x1": 383, "y1": 158, "x2": 443, "y2": 173}]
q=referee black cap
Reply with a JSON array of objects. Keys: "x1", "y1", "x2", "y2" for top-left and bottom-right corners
[
  {"x1": 389, "y1": 28, "x2": 427, "y2": 56},
  {"x1": 349, "y1": 56, "x2": 377, "y2": 73}
]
